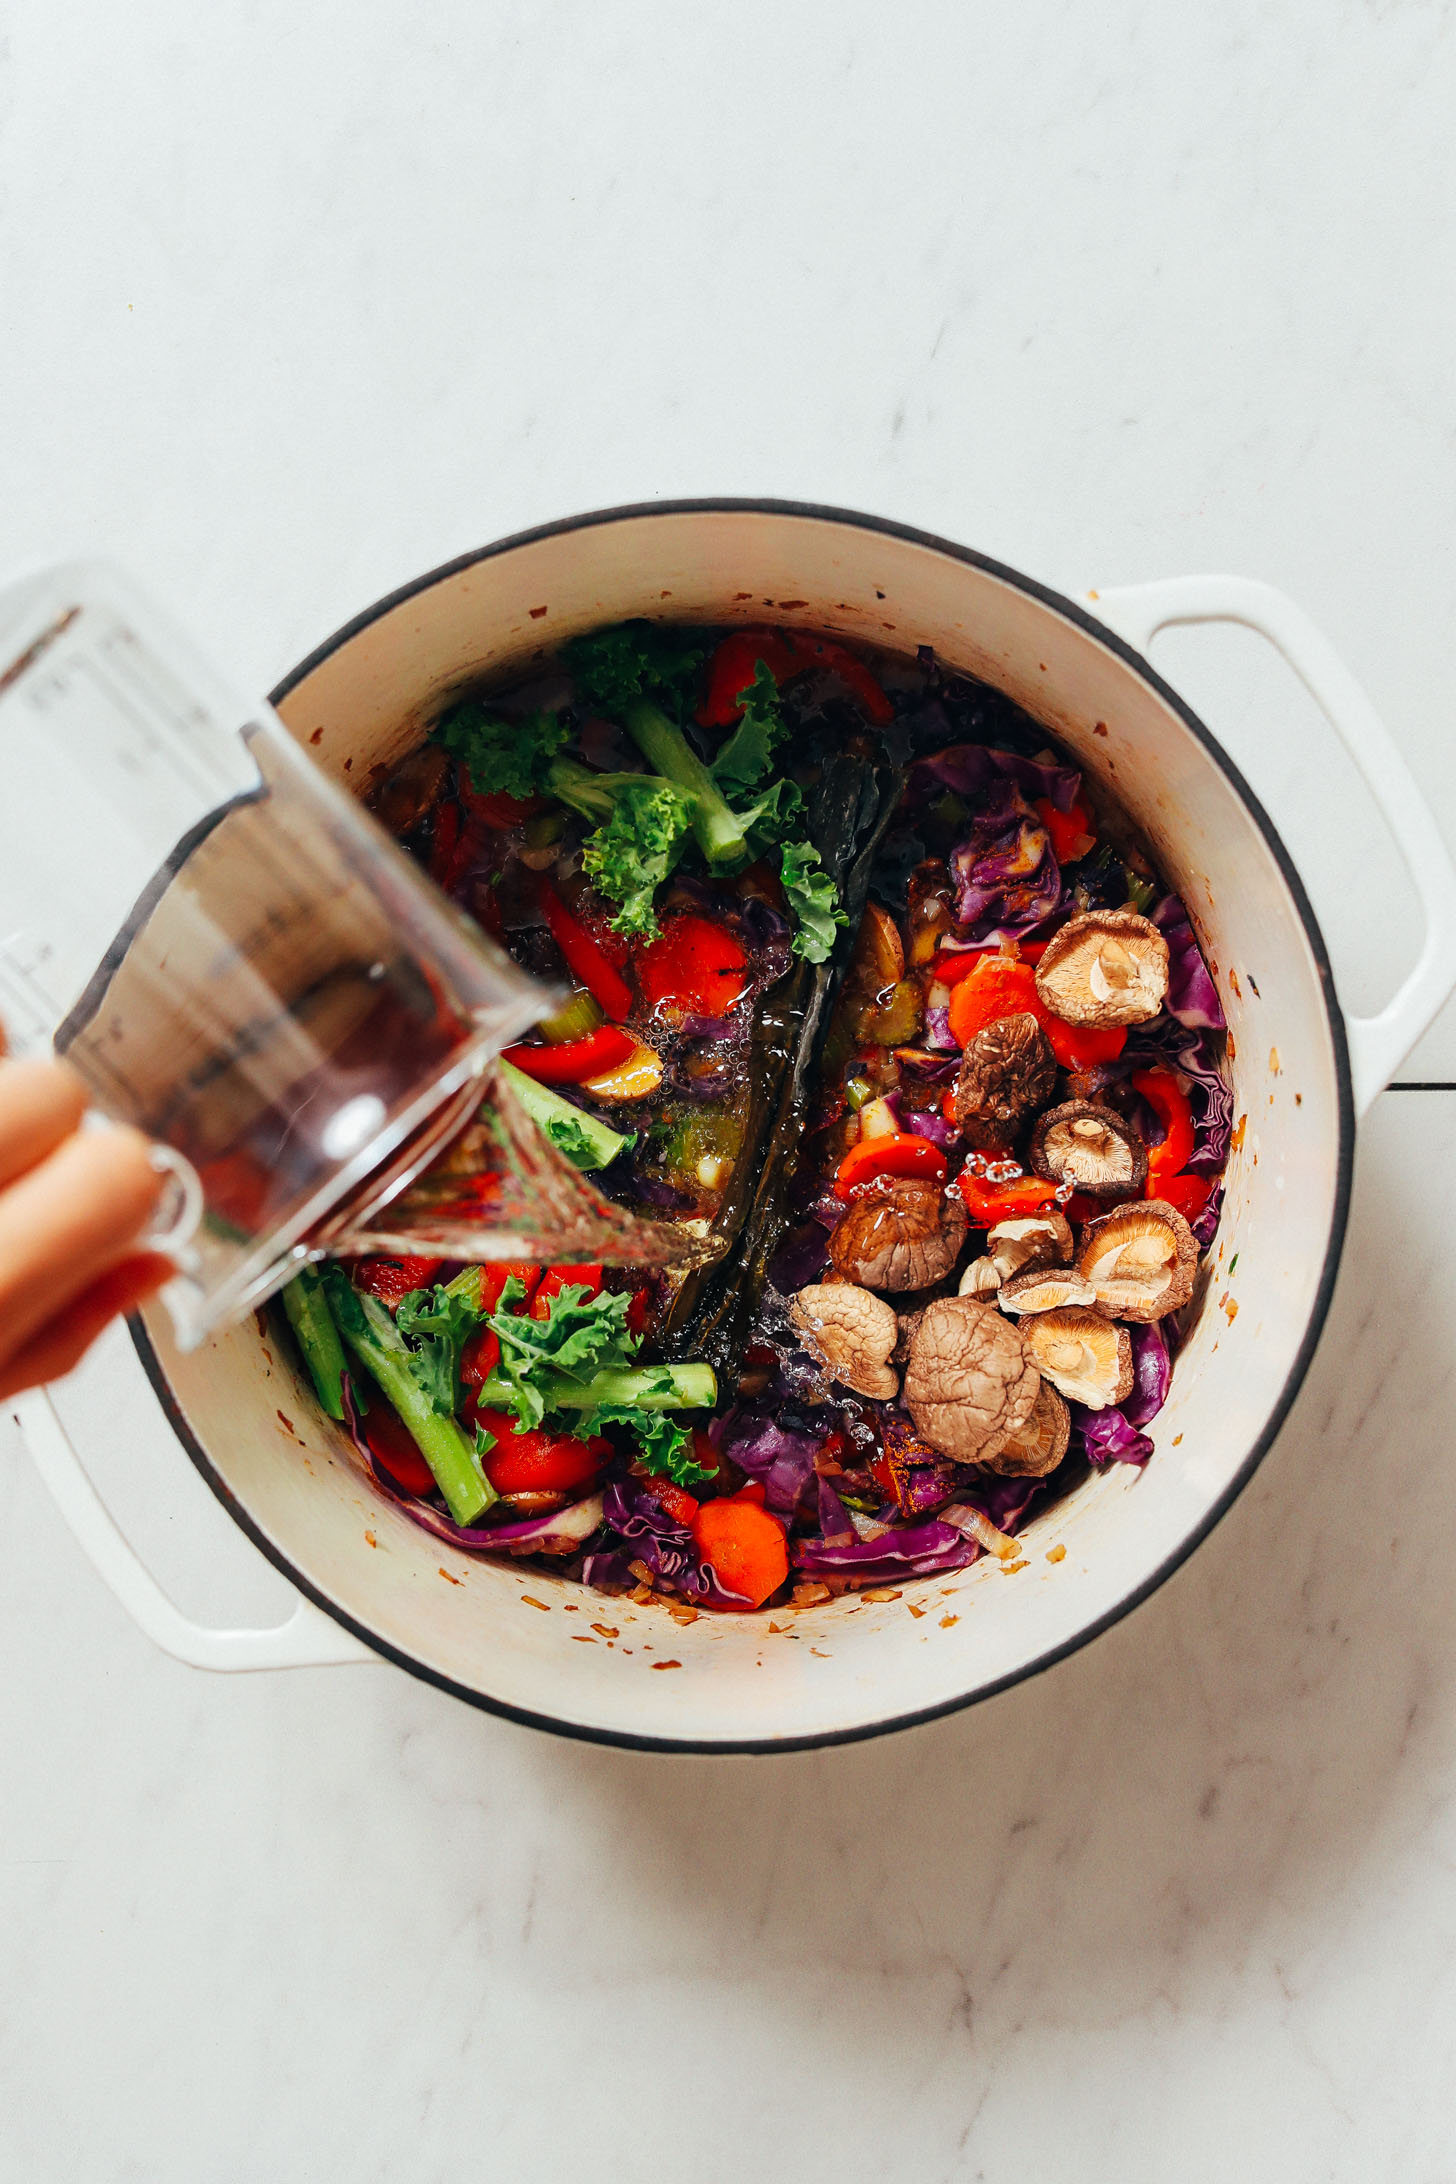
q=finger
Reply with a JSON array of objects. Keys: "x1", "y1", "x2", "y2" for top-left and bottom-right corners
[
  {"x1": 0, "y1": 1127, "x2": 164, "y2": 1362},
  {"x1": 0, "y1": 1058, "x2": 89, "y2": 1192},
  {"x1": 0, "y1": 1252, "x2": 175, "y2": 1401}
]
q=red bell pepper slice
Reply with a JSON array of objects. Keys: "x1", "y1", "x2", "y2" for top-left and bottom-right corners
[
  {"x1": 696, "y1": 628, "x2": 894, "y2": 728},
  {"x1": 696, "y1": 629, "x2": 804, "y2": 726},
  {"x1": 787, "y1": 633, "x2": 895, "y2": 724},
  {"x1": 429, "y1": 799, "x2": 462, "y2": 886},
  {"x1": 358, "y1": 1395, "x2": 438, "y2": 1499},
  {"x1": 197, "y1": 1149, "x2": 273, "y2": 1232},
  {"x1": 943, "y1": 951, "x2": 1126, "y2": 1071},
  {"x1": 472, "y1": 1410, "x2": 611, "y2": 1495},
  {"x1": 459, "y1": 1262, "x2": 541, "y2": 1389},
  {"x1": 956, "y1": 1169, "x2": 1062, "y2": 1225},
  {"x1": 470, "y1": 877, "x2": 505, "y2": 940},
  {"x1": 633, "y1": 913, "x2": 748, "y2": 1025},
  {"x1": 651, "y1": 1479, "x2": 701, "y2": 1526},
  {"x1": 1047, "y1": 1019, "x2": 1128, "y2": 1070},
  {"x1": 530, "y1": 1264, "x2": 604, "y2": 1318},
  {"x1": 1033, "y1": 796, "x2": 1094, "y2": 864},
  {"x1": 835, "y1": 1133, "x2": 949, "y2": 1200},
  {"x1": 936, "y1": 940, "x2": 1051, "y2": 984},
  {"x1": 537, "y1": 877, "x2": 634, "y2": 1022},
  {"x1": 1132, "y1": 1068, "x2": 1196, "y2": 1181},
  {"x1": 501, "y1": 1027, "x2": 635, "y2": 1085},
  {"x1": 1151, "y1": 1171, "x2": 1215, "y2": 1225},
  {"x1": 455, "y1": 773, "x2": 542, "y2": 828},
  {"x1": 350, "y1": 1255, "x2": 446, "y2": 1310},
  {"x1": 460, "y1": 1326, "x2": 501, "y2": 1386}
]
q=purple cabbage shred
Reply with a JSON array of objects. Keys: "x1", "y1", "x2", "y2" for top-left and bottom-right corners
[
  {"x1": 1152, "y1": 894, "x2": 1226, "y2": 1031},
  {"x1": 1124, "y1": 1322, "x2": 1172, "y2": 1428},
  {"x1": 1074, "y1": 1406, "x2": 1154, "y2": 1468},
  {"x1": 916, "y1": 742, "x2": 1082, "y2": 813},
  {"x1": 710, "y1": 1408, "x2": 823, "y2": 1519},
  {"x1": 948, "y1": 781, "x2": 1066, "y2": 941}
]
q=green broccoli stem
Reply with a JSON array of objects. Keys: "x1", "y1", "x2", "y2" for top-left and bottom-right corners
[
  {"x1": 476, "y1": 1361, "x2": 718, "y2": 1416},
  {"x1": 322, "y1": 1269, "x2": 496, "y2": 1527},
  {"x1": 441, "y1": 1265, "x2": 488, "y2": 1309},
  {"x1": 281, "y1": 1266, "x2": 347, "y2": 1422},
  {"x1": 621, "y1": 701, "x2": 750, "y2": 872},
  {"x1": 546, "y1": 755, "x2": 617, "y2": 824},
  {"x1": 497, "y1": 1058, "x2": 635, "y2": 1172}
]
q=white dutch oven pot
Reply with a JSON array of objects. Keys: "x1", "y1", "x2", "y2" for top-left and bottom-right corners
[{"x1": 15, "y1": 504, "x2": 1456, "y2": 1750}]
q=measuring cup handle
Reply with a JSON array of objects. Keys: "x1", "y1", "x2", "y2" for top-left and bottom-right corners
[{"x1": 10, "y1": 1387, "x2": 377, "y2": 1671}]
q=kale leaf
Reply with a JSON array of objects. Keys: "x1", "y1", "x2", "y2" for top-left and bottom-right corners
[
  {"x1": 431, "y1": 701, "x2": 571, "y2": 801},
  {"x1": 576, "y1": 1396, "x2": 714, "y2": 1488},
  {"x1": 580, "y1": 778, "x2": 695, "y2": 939},
  {"x1": 780, "y1": 838, "x2": 847, "y2": 963},
  {"x1": 567, "y1": 622, "x2": 707, "y2": 721},
  {"x1": 395, "y1": 1283, "x2": 487, "y2": 1415},
  {"x1": 709, "y1": 662, "x2": 788, "y2": 796},
  {"x1": 484, "y1": 1280, "x2": 637, "y2": 1428}
]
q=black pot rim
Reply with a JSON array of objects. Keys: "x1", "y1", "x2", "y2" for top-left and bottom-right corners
[{"x1": 129, "y1": 496, "x2": 1356, "y2": 1757}]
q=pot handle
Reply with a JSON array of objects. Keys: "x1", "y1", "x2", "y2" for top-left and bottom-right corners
[
  {"x1": 1085, "y1": 575, "x2": 1456, "y2": 1114},
  {"x1": 9, "y1": 1387, "x2": 378, "y2": 1671}
]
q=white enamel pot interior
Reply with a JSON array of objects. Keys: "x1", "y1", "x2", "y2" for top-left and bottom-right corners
[{"x1": 131, "y1": 502, "x2": 1358, "y2": 1751}]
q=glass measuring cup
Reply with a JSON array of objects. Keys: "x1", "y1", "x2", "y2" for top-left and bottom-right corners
[{"x1": 0, "y1": 562, "x2": 551, "y2": 1346}]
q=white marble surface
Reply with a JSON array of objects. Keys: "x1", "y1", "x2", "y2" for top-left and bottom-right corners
[{"x1": 3, "y1": 3, "x2": 1456, "y2": 2177}]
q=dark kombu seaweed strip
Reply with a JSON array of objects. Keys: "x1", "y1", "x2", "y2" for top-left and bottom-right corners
[{"x1": 662, "y1": 745, "x2": 903, "y2": 1374}]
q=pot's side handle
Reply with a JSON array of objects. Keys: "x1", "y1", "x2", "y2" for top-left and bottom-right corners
[
  {"x1": 10, "y1": 1389, "x2": 378, "y2": 1671},
  {"x1": 1085, "y1": 575, "x2": 1456, "y2": 1114}
]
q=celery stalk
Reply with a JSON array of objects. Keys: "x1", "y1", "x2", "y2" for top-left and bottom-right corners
[
  {"x1": 476, "y1": 1361, "x2": 717, "y2": 1416},
  {"x1": 282, "y1": 1265, "x2": 347, "y2": 1421},
  {"x1": 322, "y1": 1268, "x2": 495, "y2": 1527},
  {"x1": 621, "y1": 701, "x2": 751, "y2": 871}
]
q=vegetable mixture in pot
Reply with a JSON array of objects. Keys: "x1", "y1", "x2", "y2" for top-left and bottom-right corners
[{"x1": 279, "y1": 622, "x2": 1232, "y2": 1613}]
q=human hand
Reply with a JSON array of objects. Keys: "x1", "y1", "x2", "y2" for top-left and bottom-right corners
[{"x1": 0, "y1": 1033, "x2": 175, "y2": 1403}]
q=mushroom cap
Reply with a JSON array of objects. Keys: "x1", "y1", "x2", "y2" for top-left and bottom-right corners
[
  {"x1": 961, "y1": 1113, "x2": 1021, "y2": 1154},
  {"x1": 1076, "y1": 1198, "x2": 1199, "y2": 1321},
  {"x1": 998, "y1": 1265, "x2": 1099, "y2": 1315},
  {"x1": 1034, "y1": 910, "x2": 1170, "y2": 1027},
  {"x1": 790, "y1": 1282, "x2": 900, "y2": 1399},
  {"x1": 957, "y1": 1255, "x2": 1003, "y2": 1298},
  {"x1": 986, "y1": 1213, "x2": 1074, "y2": 1279},
  {"x1": 828, "y1": 1175, "x2": 970, "y2": 1293},
  {"x1": 953, "y1": 1013, "x2": 1057, "y2": 1131},
  {"x1": 903, "y1": 1296, "x2": 1041, "y2": 1463},
  {"x1": 892, "y1": 1306, "x2": 926, "y2": 1363},
  {"x1": 984, "y1": 1379, "x2": 1072, "y2": 1478},
  {"x1": 1022, "y1": 1307, "x2": 1134, "y2": 1409},
  {"x1": 1030, "y1": 1100, "x2": 1149, "y2": 1199}
]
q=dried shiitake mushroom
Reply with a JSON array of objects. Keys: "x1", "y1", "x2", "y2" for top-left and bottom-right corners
[
  {"x1": 957, "y1": 1256, "x2": 1003, "y2": 1299},
  {"x1": 1034, "y1": 910, "x2": 1169, "y2": 1027},
  {"x1": 952, "y1": 1013, "x2": 1057, "y2": 1150},
  {"x1": 998, "y1": 1265, "x2": 1099, "y2": 1315},
  {"x1": 892, "y1": 1306, "x2": 926, "y2": 1363},
  {"x1": 1022, "y1": 1307, "x2": 1134, "y2": 1409},
  {"x1": 985, "y1": 1380, "x2": 1072, "y2": 1478},
  {"x1": 1076, "y1": 1199, "x2": 1199, "y2": 1321},
  {"x1": 790, "y1": 1283, "x2": 900, "y2": 1399},
  {"x1": 368, "y1": 743, "x2": 450, "y2": 834},
  {"x1": 903, "y1": 1296, "x2": 1041, "y2": 1463},
  {"x1": 986, "y1": 1213, "x2": 1074, "y2": 1280},
  {"x1": 1030, "y1": 1101, "x2": 1148, "y2": 1200},
  {"x1": 829, "y1": 1176, "x2": 969, "y2": 1293}
]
